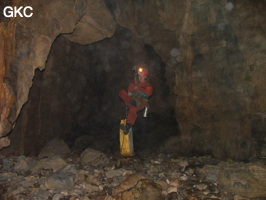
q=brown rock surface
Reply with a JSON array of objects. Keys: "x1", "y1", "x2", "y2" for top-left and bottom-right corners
[
  {"x1": 63, "y1": 0, "x2": 116, "y2": 44},
  {"x1": 0, "y1": 137, "x2": 10, "y2": 150},
  {"x1": 0, "y1": 0, "x2": 115, "y2": 137},
  {"x1": 0, "y1": 20, "x2": 16, "y2": 142},
  {"x1": 199, "y1": 161, "x2": 266, "y2": 198},
  {"x1": 114, "y1": 179, "x2": 162, "y2": 200},
  {"x1": 113, "y1": 173, "x2": 146, "y2": 195}
]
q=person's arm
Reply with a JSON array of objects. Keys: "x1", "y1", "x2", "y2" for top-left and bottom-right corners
[
  {"x1": 136, "y1": 85, "x2": 153, "y2": 99},
  {"x1": 145, "y1": 85, "x2": 153, "y2": 97},
  {"x1": 127, "y1": 82, "x2": 136, "y2": 96}
]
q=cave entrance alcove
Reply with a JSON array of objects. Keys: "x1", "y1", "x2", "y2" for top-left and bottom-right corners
[{"x1": 4, "y1": 26, "x2": 179, "y2": 156}]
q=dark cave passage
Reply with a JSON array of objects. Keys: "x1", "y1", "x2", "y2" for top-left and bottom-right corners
[{"x1": 5, "y1": 27, "x2": 179, "y2": 156}]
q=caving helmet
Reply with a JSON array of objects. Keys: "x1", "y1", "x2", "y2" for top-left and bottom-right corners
[{"x1": 137, "y1": 67, "x2": 148, "y2": 77}]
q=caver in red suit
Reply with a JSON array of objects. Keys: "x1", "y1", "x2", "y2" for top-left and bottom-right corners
[{"x1": 119, "y1": 67, "x2": 153, "y2": 126}]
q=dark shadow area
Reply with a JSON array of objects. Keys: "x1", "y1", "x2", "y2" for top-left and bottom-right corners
[{"x1": 134, "y1": 111, "x2": 180, "y2": 153}]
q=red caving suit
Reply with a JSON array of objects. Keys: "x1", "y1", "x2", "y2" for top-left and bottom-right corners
[{"x1": 119, "y1": 80, "x2": 153, "y2": 126}]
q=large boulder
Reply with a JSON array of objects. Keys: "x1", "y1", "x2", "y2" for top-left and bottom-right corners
[
  {"x1": 45, "y1": 164, "x2": 77, "y2": 190},
  {"x1": 114, "y1": 179, "x2": 162, "y2": 200},
  {"x1": 198, "y1": 161, "x2": 266, "y2": 198},
  {"x1": 38, "y1": 138, "x2": 70, "y2": 159},
  {"x1": 80, "y1": 148, "x2": 109, "y2": 167}
]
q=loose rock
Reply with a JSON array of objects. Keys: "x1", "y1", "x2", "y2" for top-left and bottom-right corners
[
  {"x1": 80, "y1": 148, "x2": 109, "y2": 167},
  {"x1": 38, "y1": 138, "x2": 70, "y2": 159}
]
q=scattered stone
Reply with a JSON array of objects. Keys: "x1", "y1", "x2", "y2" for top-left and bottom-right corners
[
  {"x1": 2, "y1": 158, "x2": 14, "y2": 171},
  {"x1": 234, "y1": 194, "x2": 250, "y2": 200},
  {"x1": 0, "y1": 150, "x2": 265, "y2": 199},
  {"x1": 14, "y1": 155, "x2": 30, "y2": 172},
  {"x1": 199, "y1": 161, "x2": 266, "y2": 198},
  {"x1": 156, "y1": 180, "x2": 169, "y2": 193},
  {"x1": 167, "y1": 186, "x2": 178, "y2": 194},
  {"x1": 203, "y1": 189, "x2": 210, "y2": 195},
  {"x1": 168, "y1": 177, "x2": 180, "y2": 187},
  {"x1": 41, "y1": 155, "x2": 68, "y2": 171},
  {"x1": 165, "y1": 192, "x2": 179, "y2": 200},
  {"x1": 209, "y1": 195, "x2": 219, "y2": 199},
  {"x1": 198, "y1": 165, "x2": 220, "y2": 182},
  {"x1": 52, "y1": 193, "x2": 65, "y2": 200},
  {"x1": 114, "y1": 179, "x2": 162, "y2": 200},
  {"x1": 194, "y1": 183, "x2": 208, "y2": 190},
  {"x1": 80, "y1": 148, "x2": 109, "y2": 167},
  {"x1": 6, "y1": 185, "x2": 25, "y2": 197},
  {"x1": 171, "y1": 158, "x2": 179, "y2": 163},
  {"x1": 0, "y1": 137, "x2": 10, "y2": 150},
  {"x1": 113, "y1": 173, "x2": 146, "y2": 194},
  {"x1": 75, "y1": 170, "x2": 87, "y2": 184},
  {"x1": 36, "y1": 189, "x2": 51, "y2": 200},
  {"x1": 86, "y1": 174, "x2": 101, "y2": 186},
  {"x1": 45, "y1": 165, "x2": 77, "y2": 190},
  {"x1": 21, "y1": 176, "x2": 39, "y2": 188},
  {"x1": 106, "y1": 168, "x2": 126, "y2": 179},
  {"x1": 38, "y1": 138, "x2": 70, "y2": 159},
  {"x1": 186, "y1": 168, "x2": 194, "y2": 176},
  {"x1": 83, "y1": 182, "x2": 99, "y2": 192},
  {"x1": 218, "y1": 162, "x2": 266, "y2": 198},
  {"x1": 178, "y1": 159, "x2": 189, "y2": 171},
  {"x1": 180, "y1": 174, "x2": 188, "y2": 181}
]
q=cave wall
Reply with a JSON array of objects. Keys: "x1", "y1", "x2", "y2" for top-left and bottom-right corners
[
  {"x1": 5, "y1": 27, "x2": 174, "y2": 155},
  {"x1": 174, "y1": 0, "x2": 266, "y2": 159},
  {"x1": 6, "y1": 36, "x2": 95, "y2": 154},
  {"x1": 0, "y1": 0, "x2": 116, "y2": 148},
  {"x1": 115, "y1": 0, "x2": 266, "y2": 159},
  {"x1": 0, "y1": 0, "x2": 265, "y2": 159}
]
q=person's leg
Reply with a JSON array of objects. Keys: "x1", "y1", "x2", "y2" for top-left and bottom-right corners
[
  {"x1": 126, "y1": 106, "x2": 140, "y2": 126},
  {"x1": 119, "y1": 90, "x2": 131, "y2": 106},
  {"x1": 119, "y1": 89, "x2": 140, "y2": 129}
]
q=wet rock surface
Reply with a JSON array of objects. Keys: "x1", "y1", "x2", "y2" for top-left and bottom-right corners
[{"x1": 1, "y1": 142, "x2": 266, "y2": 200}]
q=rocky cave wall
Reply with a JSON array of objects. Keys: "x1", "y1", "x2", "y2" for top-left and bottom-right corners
[
  {"x1": 0, "y1": 0, "x2": 265, "y2": 159},
  {"x1": 0, "y1": 0, "x2": 116, "y2": 148},
  {"x1": 4, "y1": 27, "x2": 176, "y2": 155}
]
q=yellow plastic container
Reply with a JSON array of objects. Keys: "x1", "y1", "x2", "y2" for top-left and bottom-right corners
[{"x1": 119, "y1": 119, "x2": 134, "y2": 156}]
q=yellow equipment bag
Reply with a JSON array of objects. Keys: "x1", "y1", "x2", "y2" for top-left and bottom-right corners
[{"x1": 119, "y1": 119, "x2": 134, "y2": 156}]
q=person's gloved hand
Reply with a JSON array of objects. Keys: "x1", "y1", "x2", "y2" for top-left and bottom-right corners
[{"x1": 137, "y1": 92, "x2": 148, "y2": 99}]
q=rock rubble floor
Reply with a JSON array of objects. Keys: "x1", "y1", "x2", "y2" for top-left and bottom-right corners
[{"x1": 0, "y1": 150, "x2": 265, "y2": 200}]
